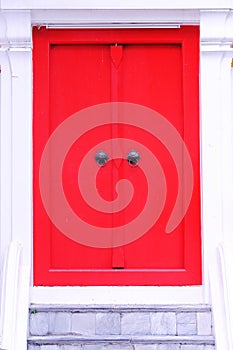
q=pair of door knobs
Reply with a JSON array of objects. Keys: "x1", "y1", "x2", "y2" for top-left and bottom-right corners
[{"x1": 95, "y1": 150, "x2": 140, "y2": 167}]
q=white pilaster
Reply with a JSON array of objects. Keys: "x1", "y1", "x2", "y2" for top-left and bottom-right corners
[
  {"x1": 200, "y1": 10, "x2": 233, "y2": 300},
  {"x1": 0, "y1": 10, "x2": 32, "y2": 268},
  {"x1": 0, "y1": 12, "x2": 12, "y2": 264}
]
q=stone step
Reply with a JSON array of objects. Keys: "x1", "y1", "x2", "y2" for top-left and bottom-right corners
[
  {"x1": 29, "y1": 304, "x2": 212, "y2": 313},
  {"x1": 28, "y1": 304, "x2": 215, "y2": 350},
  {"x1": 28, "y1": 335, "x2": 214, "y2": 349},
  {"x1": 29, "y1": 304, "x2": 214, "y2": 338}
]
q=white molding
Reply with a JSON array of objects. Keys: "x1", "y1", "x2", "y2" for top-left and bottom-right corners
[
  {"x1": 1, "y1": 0, "x2": 233, "y2": 10},
  {"x1": 201, "y1": 47, "x2": 233, "y2": 52},
  {"x1": 0, "y1": 242, "x2": 23, "y2": 350},
  {"x1": 0, "y1": 242, "x2": 30, "y2": 350},
  {"x1": 1, "y1": 10, "x2": 31, "y2": 48},
  {"x1": 31, "y1": 9, "x2": 200, "y2": 26},
  {"x1": 209, "y1": 244, "x2": 230, "y2": 349},
  {"x1": 200, "y1": 10, "x2": 233, "y2": 43},
  {"x1": 31, "y1": 286, "x2": 205, "y2": 305}
]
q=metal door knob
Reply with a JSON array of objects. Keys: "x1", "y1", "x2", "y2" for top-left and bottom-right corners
[
  {"x1": 127, "y1": 150, "x2": 140, "y2": 167},
  {"x1": 95, "y1": 151, "x2": 109, "y2": 166}
]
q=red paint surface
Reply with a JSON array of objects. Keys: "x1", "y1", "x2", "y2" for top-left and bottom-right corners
[{"x1": 33, "y1": 27, "x2": 201, "y2": 286}]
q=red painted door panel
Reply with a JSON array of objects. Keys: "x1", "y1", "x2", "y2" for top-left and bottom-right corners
[{"x1": 33, "y1": 27, "x2": 201, "y2": 286}]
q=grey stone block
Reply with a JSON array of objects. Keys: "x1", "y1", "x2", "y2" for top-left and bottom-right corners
[
  {"x1": 71, "y1": 312, "x2": 95, "y2": 335},
  {"x1": 197, "y1": 312, "x2": 212, "y2": 335},
  {"x1": 176, "y1": 311, "x2": 197, "y2": 336},
  {"x1": 61, "y1": 346, "x2": 82, "y2": 350},
  {"x1": 158, "y1": 345, "x2": 180, "y2": 350},
  {"x1": 104, "y1": 345, "x2": 133, "y2": 350},
  {"x1": 30, "y1": 312, "x2": 49, "y2": 336},
  {"x1": 83, "y1": 346, "x2": 133, "y2": 350},
  {"x1": 180, "y1": 346, "x2": 204, "y2": 350},
  {"x1": 121, "y1": 312, "x2": 150, "y2": 335},
  {"x1": 176, "y1": 312, "x2": 196, "y2": 324},
  {"x1": 28, "y1": 346, "x2": 40, "y2": 350},
  {"x1": 41, "y1": 346, "x2": 59, "y2": 350},
  {"x1": 96, "y1": 312, "x2": 120, "y2": 335},
  {"x1": 49, "y1": 312, "x2": 71, "y2": 334},
  {"x1": 134, "y1": 345, "x2": 158, "y2": 350},
  {"x1": 151, "y1": 312, "x2": 176, "y2": 335},
  {"x1": 177, "y1": 322, "x2": 197, "y2": 335},
  {"x1": 82, "y1": 346, "x2": 105, "y2": 350}
]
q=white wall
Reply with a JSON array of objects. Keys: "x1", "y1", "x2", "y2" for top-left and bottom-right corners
[{"x1": 0, "y1": 1, "x2": 233, "y2": 304}]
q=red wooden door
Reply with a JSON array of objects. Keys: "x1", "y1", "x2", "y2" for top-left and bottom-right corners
[{"x1": 33, "y1": 27, "x2": 201, "y2": 286}]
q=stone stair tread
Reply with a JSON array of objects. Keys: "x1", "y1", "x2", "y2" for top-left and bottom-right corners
[
  {"x1": 28, "y1": 303, "x2": 215, "y2": 349},
  {"x1": 29, "y1": 304, "x2": 212, "y2": 313},
  {"x1": 28, "y1": 334, "x2": 215, "y2": 345}
]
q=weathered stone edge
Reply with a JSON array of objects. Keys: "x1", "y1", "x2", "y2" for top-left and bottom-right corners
[
  {"x1": 29, "y1": 304, "x2": 212, "y2": 313},
  {"x1": 28, "y1": 335, "x2": 215, "y2": 345}
]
